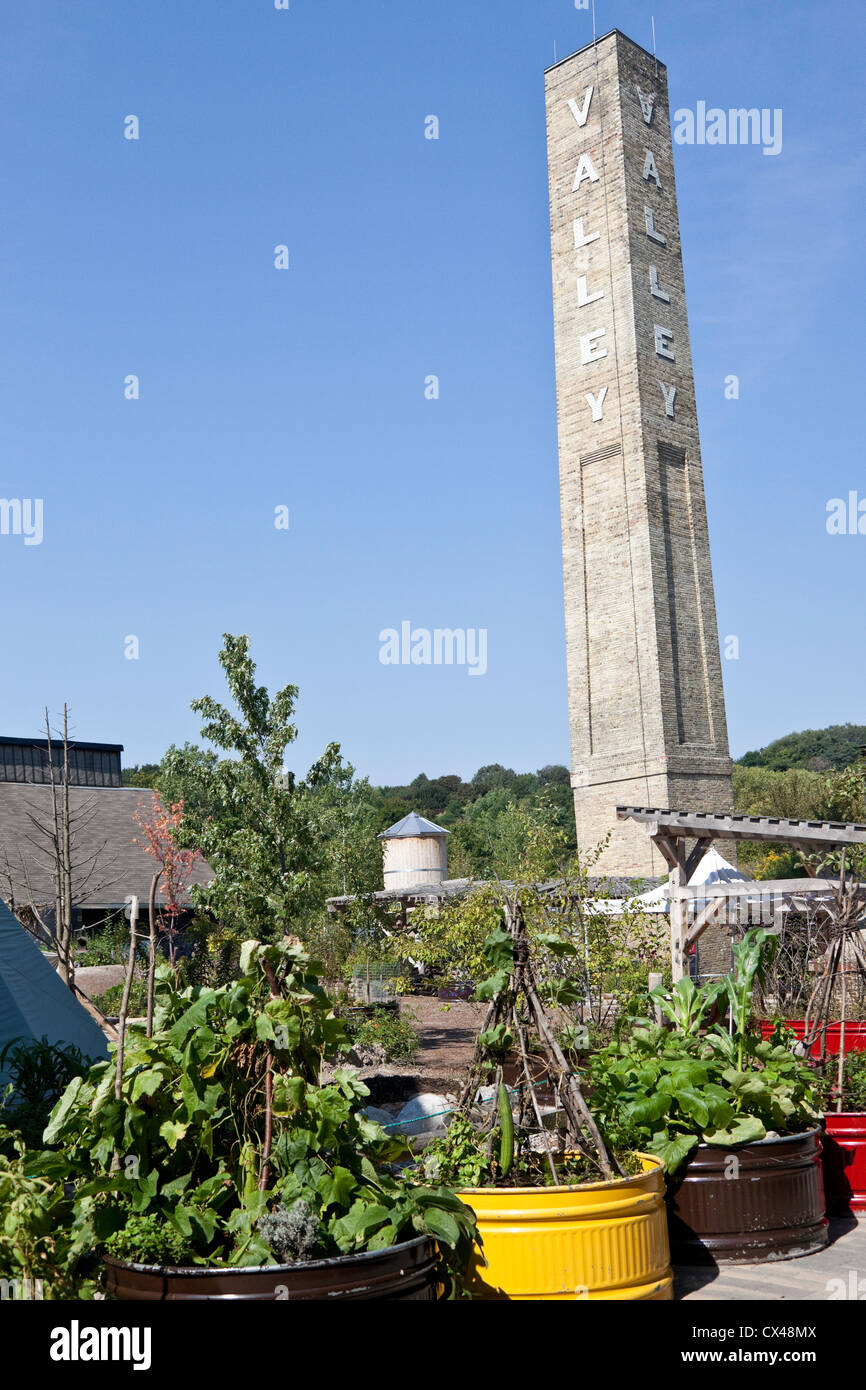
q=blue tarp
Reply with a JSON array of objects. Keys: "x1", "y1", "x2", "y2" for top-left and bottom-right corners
[{"x1": 0, "y1": 898, "x2": 108, "y2": 1085}]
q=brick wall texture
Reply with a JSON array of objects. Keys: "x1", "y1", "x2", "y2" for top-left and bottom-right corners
[{"x1": 545, "y1": 30, "x2": 734, "y2": 879}]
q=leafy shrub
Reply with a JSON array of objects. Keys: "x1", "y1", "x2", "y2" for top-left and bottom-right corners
[
  {"x1": 175, "y1": 917, "x2": 246, "y2": 989},
  {"x1": 346, "y1": 1008, "x2": 419, "y2": 1063},
  {"x1": 812, "y1": 1049, "x2": 866, "y2": 1113},
  {"x1": 422, "y1": 1111, "x2": 641, "y2": 1190},
  {"x1": 588, "y1": 932, "x2": 821, "y2": 1174},
  {"x1": 76, "y1": 918, "x2": 144, "y2": 968},
  {"x1": 38, "y1": 938, "x2": 477, "y2": 1286},
  {"x1": 838, "y1": 1051, "x2": 866, "y2": 1110},
  {"x1": 104, "y1": 1212, "x2": 187, "y2": 1266},
  {"x1": 0, "y1": 1136, "x2": 88, "y2": 1298},
  {"x1": 92, "y1": 978, "x2": 149, "y2": 1018},
  {"x1": 0, "y1": 1038, "x2": 89, "y2": 1152}
]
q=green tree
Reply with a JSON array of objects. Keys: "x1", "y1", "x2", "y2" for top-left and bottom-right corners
[
  {"x1": 738, "y1": 724, "x2": 866, "y2": 772},
  {"x1": 171, "y1": 634, "x2": 330, "y2": 937},
  {"x1": 156, "y1": 743, "x2": 223, "y2": 824}
]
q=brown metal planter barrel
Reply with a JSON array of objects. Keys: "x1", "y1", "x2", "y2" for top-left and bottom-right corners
[
  {"x1": 665, "y1": 1128, "x2": 828, "y2": 1265},
  {"x1": 105, "y1": 1234, "x2": 440, "y2": 1300}
]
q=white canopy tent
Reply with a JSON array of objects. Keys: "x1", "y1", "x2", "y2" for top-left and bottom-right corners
[{"x1": 591, "y1": 848, "x2": 752, "y2": 916}]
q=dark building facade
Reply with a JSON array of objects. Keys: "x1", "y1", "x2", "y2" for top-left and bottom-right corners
[{"x1": 0, "y1": 737, "x2": 124, "y2": 788}]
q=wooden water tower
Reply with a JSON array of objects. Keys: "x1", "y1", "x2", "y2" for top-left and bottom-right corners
[{"x1": 378, "y1": 812, "x2": 449, "y2": 890}]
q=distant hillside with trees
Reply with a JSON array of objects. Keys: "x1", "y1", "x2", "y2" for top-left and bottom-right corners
[
  {"x1": 737, "y1": 724, "x2": 866, "y2": 773},
  {"x1": 122, "y1": 723, "x2": 866, "y2": 886}
]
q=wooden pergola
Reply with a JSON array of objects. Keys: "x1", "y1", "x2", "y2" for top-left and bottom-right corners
[{"x1": 617, "y1": 807, "x2": 866, "y2": 981}]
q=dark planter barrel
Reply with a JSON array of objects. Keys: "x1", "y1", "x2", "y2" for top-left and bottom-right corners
[
  {"x1": 666, "y1": 1128, "x2": 828, "y2": 1265},
  {"x1": 759, "y1": 1020, "x2": 866, "y2": 1057},
  {"x1": 105, "y1": 1234, "x2": 440, "y2": 1301},
  {"x1": 822, "y1": 1112, "x2": 866, "y2": 1213}
]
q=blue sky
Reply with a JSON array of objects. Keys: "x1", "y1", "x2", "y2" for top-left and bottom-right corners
[{"x1": 1, "y1": 0, "x2": 863, "y2": 783}]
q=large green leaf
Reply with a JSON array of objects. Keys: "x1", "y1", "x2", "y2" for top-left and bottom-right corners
[
  {"x1": 159, "y1": 1119, "x2": 189, "y2": 1150},
  {"x1": 675, "y1": 1087, "x2": 710, "y2": 1128},
  {"x1": 168, "y1": 991, "x2": 217, "y2": 1046},
  {"x1": 703, "y1": 1114, "x2": 766, "y2": 1147},
  {"x1": 624, "y1": 1093, "x2": 671, "y2": 1126},
  {"x1": 648, "y1": 1130, "x2": 699, "y2": 1175},
  {"x1": 130, "y1": 1068, "x2": 166, "y2": 1102},
  {"x1": 317, "y1": 1166, "x2": 357, "y2": 1211},
  {"x1": 475, "y1": 970, "x2": 509, "y2": 1001},
  {"x1": 43, "y1": 1075, "x2": 85, "y2": 1144},
  {"x1": 420, "y1": 1206, "x2": 461, "y2": 1247},
  {"x1": 535, "y1": 932, "x2": 578, "y2": 958}
]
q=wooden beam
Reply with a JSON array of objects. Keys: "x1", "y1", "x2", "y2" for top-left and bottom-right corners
[
  {"x1": 651, "y1": 832, "x2": 680, "y2": 871},
  {"x1": 685, "y1": 837, "x2": 715, "y2": 881},
  {"x1": 617, "y1": 806, "x2": 866, "y2": 847},
  {"x1": 683, "y1": 898, "x2": 725, "y2": 953},
  {"x1": 668, "y1": 877, "x2": 850, "y2": 900}
]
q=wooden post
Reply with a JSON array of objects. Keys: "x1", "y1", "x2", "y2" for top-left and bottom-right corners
[
  {"x1": 668, "y1": 840, "x2": 688, "y2": 983},
  {"x1": 648, "y1": 972, "x2": 664, "y2": 1025}
]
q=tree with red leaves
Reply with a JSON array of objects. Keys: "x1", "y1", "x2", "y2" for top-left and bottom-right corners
[{"x1": 134, "y1": 795, "x2": 201, "y2": 1034}]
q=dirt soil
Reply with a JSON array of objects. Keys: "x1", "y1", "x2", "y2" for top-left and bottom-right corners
[{"x1": 399, "y1": 996, "x2": 485, "y2": 1093}]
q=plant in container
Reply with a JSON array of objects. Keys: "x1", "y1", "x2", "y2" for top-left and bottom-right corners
[
  {"x1": 786, "y1": 854, "x2": 866, "y2": 1214},
  {"x1": 36, "y1": 937, "x2": 477, "y2": 1300},
  {"x1": 589, "y1": 930, "x2": 828, "y2": 1265},
  {"x1": 816, "y1": 1051, "x2": 866, "y2": 1213},
  {"x1": 809, "y1": 887, "x2": 866, "y2": 1214},
  {"x1": 421, "y1": 895, "x2": 673, "y2": 1301}
]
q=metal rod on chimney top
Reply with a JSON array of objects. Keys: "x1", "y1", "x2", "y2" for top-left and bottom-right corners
[
  {"x1": 592, "y1": 0, "x2": 597, "y2": 42},
  {"x1": 652, "y1": 15, "x2": 658, "y2": 75}
]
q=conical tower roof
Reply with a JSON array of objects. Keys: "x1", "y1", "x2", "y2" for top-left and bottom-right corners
[{"x1": 378, "y1": 811, "x2": 449, "y2": 840}]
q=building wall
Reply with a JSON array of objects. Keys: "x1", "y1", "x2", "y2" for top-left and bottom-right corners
[{"x1": 545, "y1": 31, "x2": 733, "y2": 877}]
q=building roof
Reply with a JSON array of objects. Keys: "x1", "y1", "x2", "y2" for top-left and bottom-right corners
[
  {"x1": 0, "y1": 783, "x2": 212, "y2": 910},
  {"x1": 0, "y1": 737, "x2": 124, "y2": 753},
  {"x1": 545, "y1": 29, "x2": 664, "y2": 75},
  {"x1": 377, "y1": 812, "x2": 450, "y2": 840},
  {"x1": 327, "y1": 873, "x2": 659, "y2": 911}
]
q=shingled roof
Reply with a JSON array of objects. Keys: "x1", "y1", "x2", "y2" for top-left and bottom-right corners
[{"x1": 0, "y1": 783, "x2": 212, "y2": 910}]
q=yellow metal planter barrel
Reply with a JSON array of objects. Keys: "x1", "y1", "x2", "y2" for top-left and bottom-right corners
[{"x1": 459, "y1": 1154, "x2": 672, "y2": 1300}]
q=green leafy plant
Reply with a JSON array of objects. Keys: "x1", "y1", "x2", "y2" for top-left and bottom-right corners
[
  {"x1": 0, "y1": 1133, "x2": 86, "y2": 1298},
  {"x1": 104, "y1": 1213, "x2": 188, "y2": 1265},
  {"x1": 812, "y1": 1049, "x2": 866, "y2": 1113},
  {"x1": 650, "y1": 975, "x2": 725, "y2": 1035},
  {"x1": 345, "y1": 1008, "x2": 419, "y2": 1064},
  {"x1": 0, "y1": 1038, "x2": 90, "y2": 1153},
  {"x1": 76, "y1": 917, "x2": 146, "y2": 968},
  {"x1": 427, "y1": 893, "x2": 623, "y2": 1191},
  {"x1": 92, "y1": 978, "x2": 149, "y2": 1018},
  {"x1": 589, "y1": 931, "x2": 821, "y2": 1174},
  {"x1": 36, "y1": 937, "x2": 477, "y2": 1289},
  {"x1": 410, "y1": 819, "x2": 667, "y2": 1036}
]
